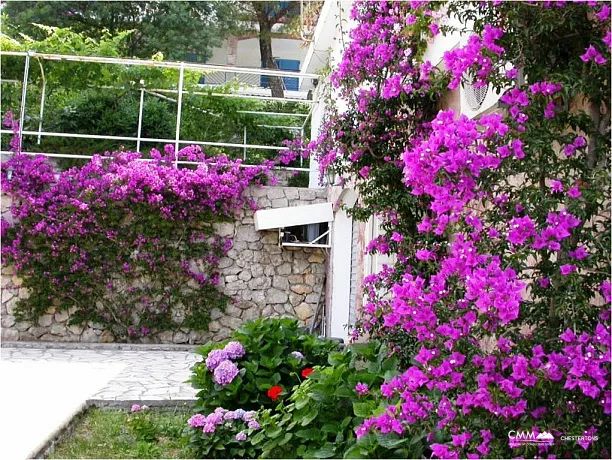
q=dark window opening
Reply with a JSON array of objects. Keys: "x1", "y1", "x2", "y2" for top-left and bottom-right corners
[{"x1": 282, "y1": 222, "x2": 329, "y2": 245}]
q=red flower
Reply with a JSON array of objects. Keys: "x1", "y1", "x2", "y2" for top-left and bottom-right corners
[
  {"x1": 267, "y1": 385, "x2": 283, "y2": 400},
  {"x1": 301, "y1": 368, "x2": 314, "y2": 378}
]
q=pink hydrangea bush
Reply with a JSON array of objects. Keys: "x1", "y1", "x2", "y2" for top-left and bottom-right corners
[{"x1": 186, "y1": 407, "x2": 261, "y2": 458}]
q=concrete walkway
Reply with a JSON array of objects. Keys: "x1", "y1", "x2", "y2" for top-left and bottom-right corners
[{"x1": 0, "y1": 343, "x2": 201, "y2": 459}]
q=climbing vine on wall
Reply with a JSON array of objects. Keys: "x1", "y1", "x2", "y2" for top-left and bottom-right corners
[{"x1": 1, "y1": 134, "x2": 272, "y2": 340}]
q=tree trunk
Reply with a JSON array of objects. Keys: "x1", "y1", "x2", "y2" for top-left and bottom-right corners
[{"x1": 255, "y1": 3, "x2": 285, "y2": 98}]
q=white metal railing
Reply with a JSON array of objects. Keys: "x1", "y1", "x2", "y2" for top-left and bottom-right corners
[
  {"x1": 202, "y1": 71, "x2": 260, "y2": 87},
  {"x1": 0, "y1": 150, "x2": 312, "y2": 172},
  {"x1": 0, "y1": 51, "x2": 319, "y2": 169},
  {"x1": 0, "y1": 51, "x2": 319, "y2": 79}
]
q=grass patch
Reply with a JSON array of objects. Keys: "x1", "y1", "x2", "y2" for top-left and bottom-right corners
[{"x1": 48, "y1": 407, "x2": 193, "y2": 459}]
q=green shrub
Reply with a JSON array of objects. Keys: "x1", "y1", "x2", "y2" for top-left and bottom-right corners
[
  {"x1": 127, "y1": 405, "x2": 157, "y2": 443},
  {"x1": 287, "y1": 171, "x2": 309, "y2": 188},
  {"x1": 252, "y1": 341, "x2": 422, "y2": 459},
  {"x1": 189, "y1": 318, "x2": 338, "y2": 413}
]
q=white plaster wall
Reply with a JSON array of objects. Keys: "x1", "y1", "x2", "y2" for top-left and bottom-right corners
[
  {"x1": 207, "y1": 46, "x2": 230, "y2": 66},
  {"x1": 308, "y1": 93, "x2": 326, "y2": 188},
  {"x1": 207, "y1": 38, "x2": 307, "y2": 68},
  {"x1": 329, "y1": 199, "x2": 353, "y2": 340},
  {"x1": 422, "y1": 13, "x2": 506, "y2": 120},
  {"x1": 363, "y1": 215, "x2": 396, "y2": 282},
  {"x1": 307, "y1": 0, "x2": 354, "y2": 187}
]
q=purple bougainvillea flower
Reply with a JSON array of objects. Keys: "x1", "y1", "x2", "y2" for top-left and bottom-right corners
[
  {"x1": 560, "y1": 328, "x2": 576, "y2": 343},
  {"x1": 451, "y1": 432, "x2": 472, "y2": 448},
  {"x1": 567, "y1": 185, "x2": 581, "y2": 198},
  {"x1": 580, "y1": 45, "x2": 607, "y2": 65},
  {"x1": 431, "y1": 443, "x2": 458, "y2": 459},
  {"x1": 577, "y1": 427, "x2": 598, "y2": 450},
  {"x1": 560, "y1": 264, "x2": 576, "y2": 276},
  {"x1": 550, "y1": 180, "x2": 563, "y2": 193},
  {"x1": 355, "y1": 382, "x2": 369, "y2": 396}
]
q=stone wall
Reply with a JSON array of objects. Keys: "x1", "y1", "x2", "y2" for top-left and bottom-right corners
[{"x1": 0, "y1": 186, "x2": 328, "y2": 344}]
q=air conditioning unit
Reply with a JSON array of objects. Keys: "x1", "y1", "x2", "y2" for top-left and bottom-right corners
[
  {"x1": 460, "y1": 74, "x2": 500, "y2": 119},
  {"x1": 462, "y1": 73, "x2": 489, "y2": 111},
  {"x1": 460, "y1": 66, "x2": 520, "y2": 119}
]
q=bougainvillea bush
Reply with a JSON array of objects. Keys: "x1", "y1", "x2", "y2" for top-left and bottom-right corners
[
  {"x1": 308, "y1": 0, "x2": 610, "y2": 458},
  {"x1": 1, "y1": 144, "x2": 271, "y2": 339},
  {"x1": 189, "y1": 318, "x2": 338, "y2": 413}
]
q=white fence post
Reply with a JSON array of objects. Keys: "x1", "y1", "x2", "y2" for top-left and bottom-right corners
[
  {"x1": 175, "y1": 63, "x2": 185, "y2": 167},
  {"x1": 18, "y1": 52, "x2": 31, "y2": 151},
  {"x1": 136, "y1": 81, "x2": 145, "y2": 152}
]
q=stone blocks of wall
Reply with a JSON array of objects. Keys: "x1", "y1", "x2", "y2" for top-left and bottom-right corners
[{"x1": 0, "y1": 186, "x2": 328, "y2": 344}]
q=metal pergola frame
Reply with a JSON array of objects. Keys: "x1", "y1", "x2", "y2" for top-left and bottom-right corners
[{"x1": 0, "y1": 51, "x2": 319, "y2": 169}]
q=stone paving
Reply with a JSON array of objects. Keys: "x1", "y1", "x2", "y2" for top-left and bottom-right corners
[
  {"x1": 1, "y1": 344, "x2": 200, "y2": 402},
  {"x1": 1, "y1": 343, "x2": 202, "y2": 458}
]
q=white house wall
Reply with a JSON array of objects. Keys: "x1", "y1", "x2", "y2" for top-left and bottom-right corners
[
  {"x1": 423, "y1": 11, "x2": 504, "y2": 119},
  {"x1": 207, "y1": 37, "x2": 308, "y2": 68},
  {"x1": 306, "y1": 0, "x2": 354, "y2": 188},
  {"x1": 308, "y1": 1, "x2": 509, "y2": 341}
]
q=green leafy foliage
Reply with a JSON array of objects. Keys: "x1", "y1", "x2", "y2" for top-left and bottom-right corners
[
  {"x1": 0, "y1": 24, "x2": 309, "y2": 167},
  {"x1": 3, "y1": 1, "x2": 239, "y2": 60},
  {"x1": 287, "y1": 171, "x2": 310, "y2": 188},
  {"x1": 189, "y1": 318, "x2": 338, "y2": 413},
  {"x1": 254, "y1": 341, "x2": 423, "y2": 459},
  {"x1": 128, "y1": 409, "x2": 159, "y2": 443},
  {"x1": 48, "y1": 408, "x2": 192, "y2": 459}
]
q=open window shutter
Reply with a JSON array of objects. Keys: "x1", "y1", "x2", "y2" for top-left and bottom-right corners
[
  {"x1": 260, "y1": 59, "x2": 269, "y2": 88},
  {"x1": 276, "y1": 59, "x2": 300, "y2": 91},
  {"x1": 261, "y1": 59, "x2": 300, "y2": 90}
]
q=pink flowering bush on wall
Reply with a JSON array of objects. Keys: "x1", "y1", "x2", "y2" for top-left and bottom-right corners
[
  {"x1": 1, "y1": 145, "x2": 271, "y2": 339},
  {"x1": 311, "y1": 1, "x2": 610, "y2": 458}
]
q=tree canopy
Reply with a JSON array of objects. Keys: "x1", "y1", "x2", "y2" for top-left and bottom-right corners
[{"x1": 2, "y1": 1, "x2": 240, "y2": 60}]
